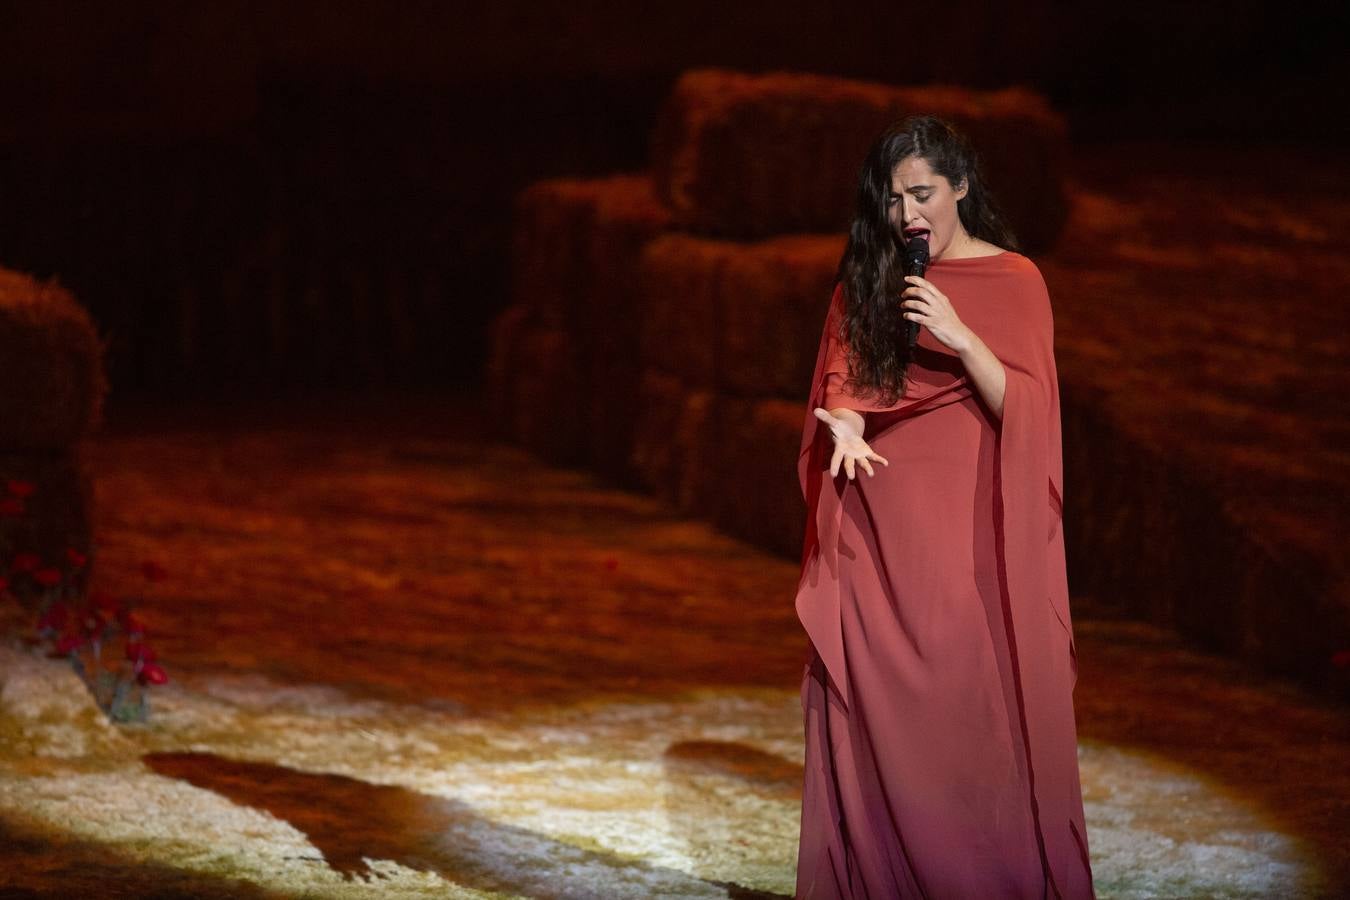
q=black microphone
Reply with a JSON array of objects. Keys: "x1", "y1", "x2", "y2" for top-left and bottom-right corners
[{"x1": 903, "y1": 236, "x2": 929, "y2": 350}]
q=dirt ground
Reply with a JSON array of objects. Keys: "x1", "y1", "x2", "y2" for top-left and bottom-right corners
[{"x1": 0, "y1": 397, "x2": 1345, "y2": 898}]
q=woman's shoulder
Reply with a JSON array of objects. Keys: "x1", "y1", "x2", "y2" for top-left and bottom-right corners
[
  {"x1": 1000, "y1": 253, "x2": 1054, "y2": 325},
  {"x1": 959, "y1": 249, "x2": 1051, "y2": 322},
  {"x1": 939, "y1": 245, "x2": 1045, "y2": 287},
  {"x1": 991, "y1": 246, "x2": 1035, "y2": 268},
  {"x1": 993, "y1": 249, "x2": 1048, "y2": 287}
]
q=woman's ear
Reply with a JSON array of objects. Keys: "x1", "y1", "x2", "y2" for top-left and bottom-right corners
[{"x1": 954, "y1": 177, "x2": 969, "y2": 201}]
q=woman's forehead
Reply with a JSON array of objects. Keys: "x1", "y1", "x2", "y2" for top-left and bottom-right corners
[{"x1": 891, "y1": 157, "x2": 945, "y2": 189}]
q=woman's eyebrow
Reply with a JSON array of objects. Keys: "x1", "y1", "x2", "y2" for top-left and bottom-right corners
[{"x1": 889, "y1": 186, "x2": 934, "y2": 195}]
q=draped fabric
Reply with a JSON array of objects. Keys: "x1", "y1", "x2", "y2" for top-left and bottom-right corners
[{"x1": 794, "y1": 251, "x2": 1095, "y2": 898}]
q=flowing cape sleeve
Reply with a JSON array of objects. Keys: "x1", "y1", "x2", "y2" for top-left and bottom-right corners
[
  {"x1": 794, "y1": 266, "x2": 1092, "y2": 896},
  {"x1": 794, "y1": 281, "x2": 978, "y2": 708},
  {"x1": 978, "y1": 261, "x2": 1091, "y2": 895}
]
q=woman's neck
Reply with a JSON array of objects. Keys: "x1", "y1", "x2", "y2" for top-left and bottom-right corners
[{"x1": 937, "y1": 230, "x2": 1002, "y2": 260}]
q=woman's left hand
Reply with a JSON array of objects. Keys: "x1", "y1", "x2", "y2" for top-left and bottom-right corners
[{"x1": 901, "y1": 275, "x2": 973, "y2": 353}]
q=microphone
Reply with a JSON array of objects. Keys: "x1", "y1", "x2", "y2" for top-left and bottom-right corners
[{"x1": 903, "y1": 236, "x2": 929, "y2": 350}]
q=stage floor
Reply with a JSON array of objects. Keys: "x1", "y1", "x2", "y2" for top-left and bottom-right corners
[{"x1": 1, "y1": 400, "x2": 1347, "y2": 897}]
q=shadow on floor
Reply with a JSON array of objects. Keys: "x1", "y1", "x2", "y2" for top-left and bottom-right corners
[
  {"x1": 0, "y1": 814, "x2": 285, "y2": 899},
  {"x1": 144, "y1": 751, "x2": 789, "y2": 898}
]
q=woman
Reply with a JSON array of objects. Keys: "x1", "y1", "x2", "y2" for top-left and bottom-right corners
[{"x1": 794, "y1": 116, "x2": 1095, "y2": 898}]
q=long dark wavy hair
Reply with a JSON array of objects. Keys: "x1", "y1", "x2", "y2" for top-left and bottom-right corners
[{"x1": 834, "y1": 115, "x2": 1020, "y2": 405}]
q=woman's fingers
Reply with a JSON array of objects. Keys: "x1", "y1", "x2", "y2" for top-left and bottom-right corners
[
  {"x1": 833, "y1": 454, "x2": 885, "y2": 479},
  {"x1": 822, "y1": 428, "x2": 890, "y2": 479}
]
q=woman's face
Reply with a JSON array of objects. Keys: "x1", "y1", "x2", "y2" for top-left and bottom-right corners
[{"x1": 888, "y1": 155, "x2": 969, "y2": 261}]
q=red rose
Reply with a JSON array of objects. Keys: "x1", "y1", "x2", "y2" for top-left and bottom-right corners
[
  {"x1": 54, "y1": 633, "x2": 84, "y2": 655},
  {"x1": 6, "y1": 480, "x2": 36, "y2": 498},
  {"x1": 140, "y1": 560, "x2": 168, "y2": 582},
  {"x1": 33, "y1": 568, "x2": 62, "y2": 588},
  {"x1": 65, "y1": 547, "x2": 88, "y2": 568},
  {"x1": 139, "y1": 663, "x2": 169, "y2": 685},
  {"x1": 125, "y1": 641, "x2": 157, "y2": 663},
  {"x1": 0, "y1": 497, "x2": 22, "y2": 518},
  {"x1": 11, "y1": 553, "x2": 41, "y2": 573}
]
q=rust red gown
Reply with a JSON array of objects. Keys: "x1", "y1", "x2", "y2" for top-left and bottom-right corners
[{"x1": 794, "y1": 251, "x2": 1095, "y2": 898}]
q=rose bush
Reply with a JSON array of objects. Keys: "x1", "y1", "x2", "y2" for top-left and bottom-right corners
[{"x1": 1, "y1": 478, "x2": 169, "y2": 722}]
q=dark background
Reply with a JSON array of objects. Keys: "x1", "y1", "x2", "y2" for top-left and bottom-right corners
[{"x1": 1, "y1": 1, "x2": 1342, "y2": 403}]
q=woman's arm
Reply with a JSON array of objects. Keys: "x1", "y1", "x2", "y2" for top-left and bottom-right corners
[
  {"x1": 952, "y1": 330, "x2": 1008, "y2": 420},
  {"x1": 900, "y1": 274, "x2": 1008, "y2": 421}
]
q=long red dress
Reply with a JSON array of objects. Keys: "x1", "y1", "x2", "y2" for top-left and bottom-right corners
[{"x1": 794, "y1": 251, "x2": 1095, "y2": 898}]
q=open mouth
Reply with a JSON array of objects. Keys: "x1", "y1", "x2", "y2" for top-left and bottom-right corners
[{"x1": 903, "y1": 228, "x2": 931, "y2": 243}]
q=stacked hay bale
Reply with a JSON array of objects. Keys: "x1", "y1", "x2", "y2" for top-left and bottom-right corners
[
  {"x1": 488, "y1": 175, "x2": 674, "y2": 475},
  {"x1": 492, "y1": 68, "x2": 1068, "y2": 556},
  {"x1": 0, "y1": 268, "x2": 105, "y2": 574},
  {"x1": 649, "y1": 69, "x2": 1067, "y2": 248},
  {"x1": 631, "y1": 234, "x2": 846, "y2": 555}
]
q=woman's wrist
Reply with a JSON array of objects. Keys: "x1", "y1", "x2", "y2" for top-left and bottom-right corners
[
  {"x1": 951, "y1": 326, "x2": 980, "y2": 357},
  {"x1": 827, "y1": 407, "x2": 866, "y2": 436}
]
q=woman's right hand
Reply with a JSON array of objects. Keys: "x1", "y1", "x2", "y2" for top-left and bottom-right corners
[{"x1": 813, "y1": 408, "x2": 889, "y2": 480}]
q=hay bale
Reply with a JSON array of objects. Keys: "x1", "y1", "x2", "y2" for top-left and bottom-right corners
[
  {"x1": 640, "y1": 231, "x2": 846, "y2": 401},
  {"x1": 507, "y1": 176, "x2": 672, "y2": 482},
  {"x1": 485, "y1": 302, "x2": 585, "y2": 463},
  {"x1": 577, "y1": 177, "x2": 673, "y2": 481},
  {"x1": 510, "y1": 180, "x2": 602, "y2": 323},
  {"x1": 650, "y1": 68, "x2": 1068, "y2": 250},
  {"x1": 719, "y1": 234, "x2": 845, "y2": 399},
  {"x1": 0, "y1": 450, "x2": 93, "y2": 578},
  {"x1": 637, "y1": 384, "x2": 806, "y2": 557},
  {"x1": 630, "y1": 371, "x2": 725, "y2": 517},
  {"x1": 669, "y1": 389, "x2": 718, "y2": 514},
  {"x1": 703, "y1": 398, "x2": 805, "y2": 557},
  {"x1": 511, "y1": 175, "x2": 673, "y2": 324},
  {"x1": 0, "y1": 268, "x2": 105, "y2": 450},
  {"x1": 510, "y1": 325, "x2": 584, "y2": 465},
  {"x1": 638, "y1": 235, "x2": 732, "y2": 388},
  {"x1": 486, "y1": 303, "x2": 531, "y2": 414},
  {"x1": 629, "y1": 370, "x2": 688, "y2": 501}
]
